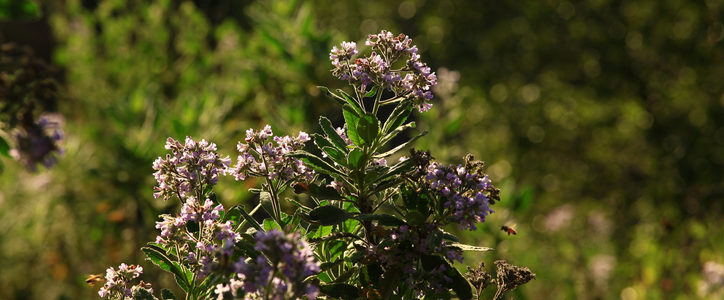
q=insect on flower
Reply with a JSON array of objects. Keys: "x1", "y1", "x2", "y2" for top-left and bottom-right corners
[
  {"x1": 85, "y1": 274, "x2": 105, "y2": 286},
  {"x1": 501, "y1": 225, "x2": 517, "y2": 236}
]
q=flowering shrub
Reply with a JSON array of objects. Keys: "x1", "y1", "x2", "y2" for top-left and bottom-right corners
[
  {"x1": 0, "y1": 43, "x2": 64, "y2": 172},
  {"x1": 91, "y1": 30, "x2": 533, "y2": 300}
]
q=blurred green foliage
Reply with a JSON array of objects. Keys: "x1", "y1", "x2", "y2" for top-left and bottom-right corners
[{"x1": 1, "y1": 0, "x2": 723, "y2": 299}]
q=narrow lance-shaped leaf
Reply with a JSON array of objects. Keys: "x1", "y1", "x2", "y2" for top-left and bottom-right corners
[
  {"x1": 354, "y1": 213, "x2": 406, "y2": 226},
  {"x1": 142, "y1": 246, "x2": 190, "y2": 292},
  {"x1": 322, "y1": 146, "x2": 347, "y2": 167},
  {"x1": 342, "y1": 105, "x2": 362, "y2": 146},
  {"x1": 338, "y1": 89, "x2": 364, "y2": 115},
  {"x1": 375, "y1": 130, "x2": 428, "y2": 158},
  {"x1": 449, "y1": 243, "x2": 494, "y2": 252},
  {"x1": 363, "y1": 87, "x2": 378, "y2": 98},
  {"x1": 288, "y1": 150, "x2": 345, "y2": 176},
  {"x1": 382, "y1": 100, "x2": 413, "y2": 134},
  {"x1": 319, "y1": 116, "x2": 349, "y2": 152},
  {"x1": 347, "y1": 148, "x2": 365, "y2": 170},
  {"x1": 356, "y1": 113, "x2": 379, "y2": 146},
  {"x1": 318, "y1": 86, "x2": 346, "y2": 106},
  {"x1": 379, "y1": 121, "x2": 416, "y2": 147},
  {"x1": 308, "y1": 205, "x2": 352, "y2": 226},
  {"x1": 0, "y1": 137, "x2": 10, "y2": 158},
  {"x1": 260, "y1": 192, "x2": 275, "y2": 219},
  {"x1": 312, "y1": 133, "x2": 335, "y2": 151}
]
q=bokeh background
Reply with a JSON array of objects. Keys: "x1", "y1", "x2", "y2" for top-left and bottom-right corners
[{"x1": 1, "y1": 0, "x2": 723, "y2": 299}]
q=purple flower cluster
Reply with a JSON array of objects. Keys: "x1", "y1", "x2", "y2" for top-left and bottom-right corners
[
  {"x1": 9, "y1": 114, "x2": 64, "y2": 171},
  {"x1": 214, "y1": 230, "x2": 320, "y2": 300},
  {"x1": 98, "y1": 263, "x2": 149, "y2": 299},
  {"x1": 425, "y1": 162, "x2": 495, "y2": 230},
  {"x1": 154, "y1": 196, "x2": 241, "y2": 279},
  {"x1": 365, "y1": 224, "x2": 462, "y2": 296},
  {"x1": 329, "y1": 30, "x2": 438, "y2": 112},
  {"x1": 152, "y1": 137, "x2": 231, "y2": 201},
  {"x1": 227, "y1": 125, "x2": 314, "y2": 183}
]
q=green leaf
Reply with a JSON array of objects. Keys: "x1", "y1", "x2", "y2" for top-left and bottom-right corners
[
  {"x1": 383, "y1": 100, "x2": 413, "y2": 133},
  {"x1": 342, "y1": 105, "x2": 362, "y2": 146},
  {"x1": 320, "y1": 283, "x2": 360, "y2": 299},
  {"x1": 238, "y1": 205, "x2": 263, "y2": 231},
  {"x1": 322, "y1": 146, "x2": 347, "y2": 167},
  {"x1": 338, "y1": 89, "x2": 364, "y2": 115},
  {"x1": 312, "y1": 133, "x2": 335, "y2": 150},
  {"x1": 318, "y1": 86, "x2": 346, "y2": 106},
  {"x1": 260, "y1": 191, "x2": 275, "y2": 218},
  {"x1": 379, "y1": 121, "x2": 416, "y2": 146},
  {"x1": 347, "y1": 148, "x2": 365, "y2": 170},
  {"x1": 307, "y1": 181, "x2": 343, "y2": 200},
  {"x1": 319, "y1": 116, "x2": 350, "y2": 152},
  {"x1": 288, "y1": 150, "x2": 345, "y2": 176},
  {"x1": 264, "y1": 218, "x2": 282, "y2": 231},
  {"x1": 376, "y1": 130, "x2": 427, "y2": 157},
  {"x1": 449, "y1": 243, "x2": 494, "y2": 252},
  {"x1": 131, "y1": 286, "x2": 157, "y2": 300},
  {"x1": 0, "y1": 137, "x2": 10, "y2": 158},
  {"x1": 425, "y1": 229, "x2": 444, "y2": 251},
  {"x1": 160, "y1": 289, "x2": 177, "y2": 300},
  {"x1": 308, "y1": 205, "x2": 352, "y2": 226},
  {"x1": 372, "y1": 158, "x2": 414, "y2": 184},
  {"x1": 223, "y1": 206, "x2": 242, "y2": 227},
  {"x1": 364, "y1": 87, "x2": 378, "y2": 98},
  {"x1": 354, "y1": 214, "x2": 406, "y2": 226},
  {"x1": 356, "y1": 113, "x2": 379, "y2": 146},
  {"x1": 142, "y1": 246, "x2": 189, "y2": 292},
  {"x1": 441, "y1": 230, "x2": 460, "y2": 243}
]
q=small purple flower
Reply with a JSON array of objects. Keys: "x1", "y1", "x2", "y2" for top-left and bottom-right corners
[
  {"x1": 225, "y1": 230, "x2": 320, "y2": 299},
  {"x1": 98, "y1": 263, "x2": 147, "y2": 299},
  {"x1": 10, "y1": 114, "x2": 64, "y2": 171},
  {"x1": 330, "y1": 30, "x2": 438, "y2": 112},
  {"x1": 424, "y1": 162, "x2": 496, "y2": 230},
  {"x1": 227, "y1": 126, "x2": 314, "y2": 184},
  {"x1": 152, "y1": 137, "x2": 231, "y2": 201}
]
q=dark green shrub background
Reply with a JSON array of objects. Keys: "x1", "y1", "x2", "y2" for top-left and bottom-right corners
[{"x1": 1, "y1": 0, "x2": 722, "y2": 299}]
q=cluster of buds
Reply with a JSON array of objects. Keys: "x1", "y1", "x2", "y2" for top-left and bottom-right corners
[
  {"x1": 152, "y1": 137, "x2": 231, "y2": 201},
  {"x1": 9, "y1": 114, "x2": 64, "y2": 171},
  {"x1": 227, "y1": 125, "x2": 314, "y2": 183},
  {"x1": 214, "y1": 230, "x2": 320, "y2": 300},
  {"x1": 329, "y1": 30, "x2": 437, "y2": 112},
  {"x1": 154, "y1": 196, "x2": 241, "y2": 279},
  {"x1": 365, "y1": 224, "x2": 463, "y2": 297},
  {"x1": 98, "y1": 263, "x2": 150, "y2": 299},
  {"x1": 425, "y1": 161, "x2": 497, "y2": 230}
]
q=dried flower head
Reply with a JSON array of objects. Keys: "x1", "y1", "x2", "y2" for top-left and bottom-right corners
[{"x1": 493, "y1": 260, "x2": 536, "y2": 299}]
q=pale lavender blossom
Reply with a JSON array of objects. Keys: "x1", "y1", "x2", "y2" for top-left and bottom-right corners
[
  {"x1": 227, "y1": 125, "x2": 314, "y2": 183},
  {"x1": 329, "y1": 30, "x2": 438, "y2": 112},
  {"x1": 98, "y1": 263, "x2": 147, "y2": 299},
  {"x1": 221, "y1": 230, "x2": 320, "y2": 299},
  {"x1": 152, "y1": 137, "x2": 231, "y2": 201}
]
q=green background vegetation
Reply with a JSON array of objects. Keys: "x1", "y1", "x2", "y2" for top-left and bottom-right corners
[{"x1": 1, "y1": 0, "x2": 723, "y2": 299}]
